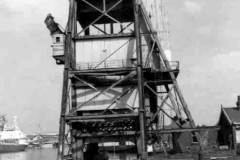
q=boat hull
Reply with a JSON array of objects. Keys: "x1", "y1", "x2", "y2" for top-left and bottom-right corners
[{"x1": 0, "y1": 144, "x2": 27, "y2": 153}]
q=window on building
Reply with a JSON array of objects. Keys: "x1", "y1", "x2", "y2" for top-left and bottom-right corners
[
  {"x1": 56, "y1": 37, "x2": 61, "y2": 43},
  {"x1": 192, "y1": 132, "x2": 198, "y2": 143}
]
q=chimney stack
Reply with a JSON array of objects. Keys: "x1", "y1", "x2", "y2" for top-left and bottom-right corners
[{"x1": 236, "y1": 95, "x2": 240, "y2": 109}]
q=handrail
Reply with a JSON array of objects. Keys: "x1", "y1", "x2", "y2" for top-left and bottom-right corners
[{"x1": 76, "y1": 59, "x2": 179, "y2": 70}]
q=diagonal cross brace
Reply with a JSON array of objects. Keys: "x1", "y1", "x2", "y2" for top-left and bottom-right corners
[
  {"x1": 165, "y1": 85, "x2": 181, "y2": 117},
  {"x1": 138, "y1": 1, "x2": 204, "y2": 149},
  {"x1": 145, "y1": 84, "x2": 175, "y2": 111},
  {"x1": 150, "y1": 87, "x2": 170, "y2": 122},
  {"x1": 138, "y1": 2, "x2": 196, "y2": 128},
  {"x1": 81, "y1": 0, "x2": 121, "y2": 23},
  {"x1": 72, "y1": 71, "x2": 136, "y2": 113},
  {"x1": 77, "y1": 0, "x2": 123, "y2": 36},
  {"x1": 119, "y1": 22, "x2": 134, "y2": 34},
  {"x1": 144, "y1": 40, "x2": 155, "y2": 67},
  {"x1": 102, "y1": 86, "x2": 136, "y2": 114},
  {"x1": 144, "y1": 84, "x2": 182, "y2": 128},
  {"x1": 73, "y1": 76, "x2": 135, "y2": 113},
  {"x1": 93, "y1": 39, "x2": 131, "y2": 69}
]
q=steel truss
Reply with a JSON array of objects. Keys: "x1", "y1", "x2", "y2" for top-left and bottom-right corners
[{"x1": 56, "y1": 0, "x2": 199, "y2": 160}]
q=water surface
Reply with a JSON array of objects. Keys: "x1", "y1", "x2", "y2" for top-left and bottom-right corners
[
  {"x1": 0, "y1": 148, "x2": 137, "y2": 160},
  {"x1": 0, "y1": 148, "x2": 57, "y2": 160}
]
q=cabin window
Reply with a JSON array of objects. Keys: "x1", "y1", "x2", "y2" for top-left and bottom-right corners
[{"x1": 56, "y1": 37, "x2": 61, "y2": 43}]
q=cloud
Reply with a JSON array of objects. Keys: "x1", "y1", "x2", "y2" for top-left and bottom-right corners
[
  {"x1": 186, "y1": 51, "x2": 240, "y2": 88},
  {"x1": 0, "y1": 0, "x2": 68, "y2": 133},
  {"x1": 0, "y1": 0, "x2": 68, "y2": 32},
  {"x1": 211, "y1": 51, "x2": 240, "y2": 71},
  {"x1": 1, "y1": 0, "x2": 38, "y2": 10},
  {"x1": 196, "y1": 25, "x2": 212, "y2": 35},
  {"x1": 180, "y1": 50, "x2": 240, "y2": 125},
  {"x1": 184, "y1": 0, "x2": 202, "y2": 14}
]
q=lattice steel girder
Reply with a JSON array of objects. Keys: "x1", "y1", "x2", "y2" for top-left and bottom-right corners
[
  {"x1": 76, "y1": 0, "x2": 134, "y2": 36},
  {"x1": 70, "y1": 70, "x2": 179, "y2": 89},
  {"x1": 70, "y1": 70, "x2": 136, "y2": 113},
  {"x1": 79, "y1": 133, "x2": 137, "y2": 144},
  {"x1": 138, "y1": 2, "x2": 196, "y2": 128},
  {"x1": 70, "y1": 118, "x2": 138, "y2": 134},
  {"x1": 76, "y1": 0, "x2": 134, "y2": 24},
  {"x1": 71, "y1": 76, "x2": 135, "y2": 113},
  {"x1": 69, "y1": 67, "x2": 179, "y2": 76},
  {"x1": 55, "y1": 0, "x2": 201, "y2": 160},
  {"x1": 74, "y1": 32, "x2": 134, "y2": 41}
]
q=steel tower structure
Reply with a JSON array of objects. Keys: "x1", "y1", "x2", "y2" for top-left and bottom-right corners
[{"x1": 45, "y1": 0, "x2": 197, "y2": 160}]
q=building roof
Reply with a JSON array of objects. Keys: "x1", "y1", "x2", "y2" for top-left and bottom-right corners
[{"x1": 222, "y1": 107, "x2": 240, "y2": 125}]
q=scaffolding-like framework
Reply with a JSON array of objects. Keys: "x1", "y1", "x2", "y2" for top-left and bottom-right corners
[{"x1": 50, "y1": 0, "x2": 198, "y2": 160}]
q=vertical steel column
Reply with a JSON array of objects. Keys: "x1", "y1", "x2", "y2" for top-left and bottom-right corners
[
  {"x1": 72, "y1": 0, "x2": 77, "y2": 69},
  {"x1": 58, "y1": 0, "x2": 77, "y2": 159},
  {"x1": 58, "y1": 70, "x2": 68, "y2": 159},
  {"x1": 134, "y1": 0, "x2": 147, "y2": 159},
  {"x1": 71, "y1": 0, "x2": 77, "y2": 110},
  {"x1": 58, "y1": 23, "x2": 72, "y2": 160}
]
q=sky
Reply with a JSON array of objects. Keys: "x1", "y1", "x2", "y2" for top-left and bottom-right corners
[{"x1": 0, "y1": 0, "x2": 240, "y2": 134}]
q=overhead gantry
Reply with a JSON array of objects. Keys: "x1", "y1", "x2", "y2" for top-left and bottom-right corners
[{"x1": 45, "y1": 0, "x2": 198, "y2": 160}]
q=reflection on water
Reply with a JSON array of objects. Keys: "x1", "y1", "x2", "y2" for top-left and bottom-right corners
[
  {"x1": 0, "y1": 148, "x2": 57, "y2": 160},
  {"x1": 0, "y1": 148, "x2": 136, "y2": 160},
  {"x1": 108, "y1": 153, "x2": 137, "y2": 160}
]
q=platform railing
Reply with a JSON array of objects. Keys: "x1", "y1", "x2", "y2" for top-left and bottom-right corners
[
  {"x1": 76, "y1": 59, "x2": 179, "y2": 70},
  {"x1": 169, "y1": 61, "x2": 179, "y2": 70}
]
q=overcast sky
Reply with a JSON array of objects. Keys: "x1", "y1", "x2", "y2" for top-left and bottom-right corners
[{"x1": 0, "y1": 0, "x2": 240, "y2": 134}]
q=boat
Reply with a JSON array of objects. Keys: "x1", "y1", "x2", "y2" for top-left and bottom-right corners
[{"x1": 0, "y1": 116, "x2": 28, "y2": 153}]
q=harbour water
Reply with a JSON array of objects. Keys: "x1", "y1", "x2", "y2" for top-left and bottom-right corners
[
  {"x1": 0, "y1": 148, "x2": 57, "y2": 160},
  {"x1": 0, "y1": 148, "x2": 137, "y2": 160}
]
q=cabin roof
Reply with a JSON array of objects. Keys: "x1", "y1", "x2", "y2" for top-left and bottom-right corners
[{"x1": 221, "y1": 107, "x2": 240, "y2": 125}]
